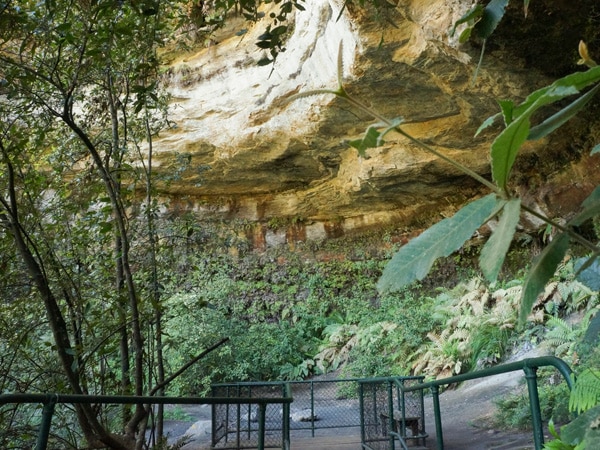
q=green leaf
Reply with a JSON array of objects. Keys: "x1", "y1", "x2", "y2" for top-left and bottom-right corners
[
  {"x1": 491, "y1": 112, "x2": 531, "y2": 190},
  {"x1": 529, "y1": 84, "x2": 600, "y2": 140},
  {"x1": 378, "y1": 194, "x2": 499, "y2": 294},
  {"x1": 561, "y1": 404, "x2": 600, "y2": 447},
  {"x1": 592, "y1": 143, "x2": 600, "y2": 155},
  {"x1": 473, "y1": 0, "x2": 509, "y2": 40},
  {"x1": 257, "y1": 57, "x2": 273, "y2": 66},
  {"x1": 458, "y1": 27, "x2": 473, "y2": 44},
  {"x1": 584, "y1": 312, "x2": 600, "y2": 345},
  {"x1": 512, "y1": 65, "x2": 600, "y2": 120},
  {"x1": 519, "y1": 233, "x2": 570, "y2": 326},
  {"x1": 270, "y1": 25, "x2": 287, "y2": 36},
  {"x1": 349, "y1": 126, "x2": 382, "y2": 157},
  {"x1": 475, "y1": 113, "x2": 500, "y2": 137},
  {"x1": 569, "y1": 186, "x2": 600, "y2": 226},
  {"x1": 99, "y1": 221, "x2": 113, "y2": 234},
  {"x1": 377, "y1": 117, "x2": 404, "y2": 146},
  {"x1": 523, "y1": 0, "x2": 531, "y2": 17},
  {"x1": 490, "y1": 67, "x2": 600, "y2": 190},
  {"x1": 569, "y1": 369, "x2": 600, "y2": 414},
  {"x1": 255, "y1": 40, "x2": 273, "y2": 49},
  {"x1": 480, "y1": 198, "x2": 521, "y2": 282},
  {"x1": 498, "y1": 99, "x2": 514, "y2": 125},
  {"x1": 450, "y1": 4, "x2": 483, "y2": 37},
  {"x1": 574, "y1": 257, "x2": 600, "y2": 292}
]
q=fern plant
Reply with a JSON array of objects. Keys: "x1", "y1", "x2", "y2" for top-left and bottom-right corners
[
  {"x1": 543, "y1": 383, "x2": 600, "y2": 449},
  {"x1": 569, "y1": 369, "x2": 600, "y2": 414},
  {"x1": 544, "y1": 316, "x2": 586, "y2": 359}
]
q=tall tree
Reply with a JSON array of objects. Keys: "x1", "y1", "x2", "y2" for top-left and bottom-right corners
[
  {"x1": 0, "y1": 0, "x2": 172, "y2": 447},
  {"x1": 0, "y1": 0, "x2": 308, "y2": 447}
]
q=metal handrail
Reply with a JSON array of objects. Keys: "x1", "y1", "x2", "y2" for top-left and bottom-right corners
[
  {"x1": 400, "y1": 356, "x2": 574, "y2": 450},
  {"x1": 0, "y1": 393, "x2": 293, "y2": 450}
]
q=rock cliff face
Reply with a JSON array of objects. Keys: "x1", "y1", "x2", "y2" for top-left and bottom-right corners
[{"x1": 156, "y1": 0, "x2": 600, "y2": 247}]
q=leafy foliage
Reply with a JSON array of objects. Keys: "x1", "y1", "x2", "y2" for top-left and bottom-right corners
[
  {"x1": 570, "y1": 369, "x2": 600, "y2": 414},
  {"x1": 495, "y1": 381, "x2": 571, "y2": 431},
  {"x1": 378, "y1": 194, "x2": 500, "y2": 293}
]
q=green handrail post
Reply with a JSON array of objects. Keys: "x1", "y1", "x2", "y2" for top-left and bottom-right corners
[
  {"x1": 310, "y1": 380, "x2": 315, "y2": 437},
  {"x1": 387, "y1": 380, "x2": 395, "y2": 450},
  {"x1": 36, "y1": 394, "x2": 57, "y2": 450},
  {"x1": 399, "y1": 357, "x2": 572, "y2": 450},
  {"x1": 399, "y1": 379, "x2": 407, "y2": 439},
  {"x1": 431, "y1": 385, "x2": 443, "y2": 450},
  {"x1": 257, "y1": 402, "x2": 266, "y2": 450},
  {"x1": 524, "y1": 366, "x2": 544, "y2": 450},
  {"x1": 283, "y1": 383, "x2": 291, "y2": 450},
  {"x1": 359, "y1": 383, "x2": 366, "y2": 446}
]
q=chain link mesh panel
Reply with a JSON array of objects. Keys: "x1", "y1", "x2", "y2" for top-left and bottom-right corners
[
  {"x1": 359, "y1": 377, "x2": 427, "y2": 450},
  {"x1": 211, "y1": 377, "x2": 424, "y2": 449},
  {"x1": 286, "y1": 379, "x2": 361, "y2": 437},
  {"x1": 359, "y1": 379, "x2": 392, "y2": 450},
  {"x1": 211, "y1": 383, "x2": 288, "y2": 449}
]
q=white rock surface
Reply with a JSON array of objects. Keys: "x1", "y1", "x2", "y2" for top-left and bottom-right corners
[
  {"x1": 163, "y1": 0, "x2": 360, "y2": 153},
  {"x1": 184, "y1": 419, "x2": 212, "y2": 438}
]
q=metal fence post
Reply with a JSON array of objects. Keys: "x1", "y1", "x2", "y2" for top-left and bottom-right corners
[
  {"x1": 387, "y1": 380, "x2": 395, "y2": 450},
  {"x1": 283, "y1": 383, "x2": 291, "y2": 450},
  {"x1": 258, "y1": 402, "x2": 266, "y2": 450},
  {"x1": 431, "y1": 385, "x2": 444, "y2": 450},
  {"x1": 359, "y1": 382, "x2": 365, "y2": 446},
  {"x1": 36, "y1": 394, "x2": 57, "y2": 450},
  {"x1": 310, "y1": 380, "x2": 315, "y2": 437},
  {"x1": 524, "y1": 366, "x2": 544, "y2": 450}
]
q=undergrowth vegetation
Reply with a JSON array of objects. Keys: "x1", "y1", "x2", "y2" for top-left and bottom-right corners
[{"x1": 155, "y1": 222, "x2": 599, "y2": 400}]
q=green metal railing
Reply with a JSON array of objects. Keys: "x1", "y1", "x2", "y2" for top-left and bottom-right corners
[
  {"x1": 401, "y1": 356, "x2": 574, "y2": 450},
  {"x1": 1, "y1": 356, "x2": 573, "y2": 450},
  {"x1": 358, "y1": 376, "x2": 427, "y2": 450},
  {"x1": 0, "y1": 393, "x2": 293, "y2": 450}
]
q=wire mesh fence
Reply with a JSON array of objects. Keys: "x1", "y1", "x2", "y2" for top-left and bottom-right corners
[
  {"x1": 211, "y1": 383, "x2": 290, "y2": 449},
  {"x1": 359, "y1": 376, "x2": 427, "y2": 450},
  {"x1": 211, "y1": 378, "x2": 365, "y2": 448},
  {"x1": 211, "y1": 376, "x2": 425, "y2": 449}
]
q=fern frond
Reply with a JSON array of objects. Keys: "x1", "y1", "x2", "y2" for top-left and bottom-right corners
[
  {"x1": 570, "y1": 369, "x2": 600, "y2": 413},
  {"x1": 539, "y1": 281, "x2": 560, "y2": 307},
  {"x1": 492, "y1": 285, "x2": 522, "y2": 306}
]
